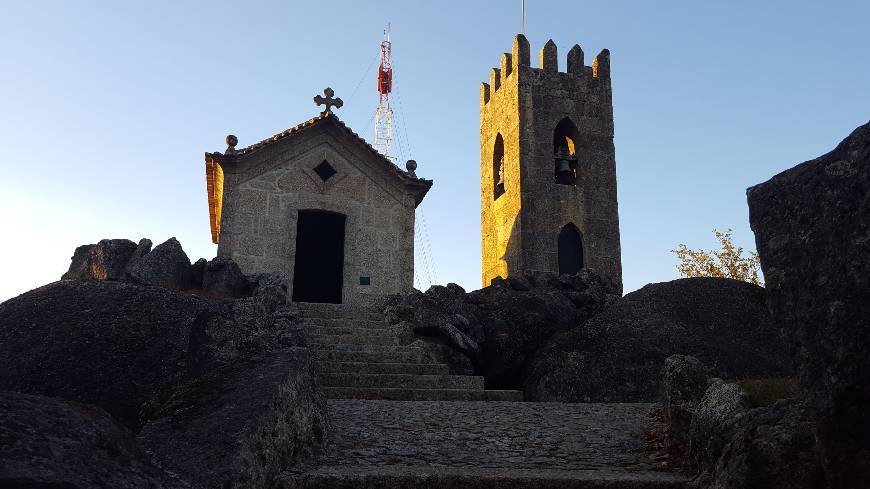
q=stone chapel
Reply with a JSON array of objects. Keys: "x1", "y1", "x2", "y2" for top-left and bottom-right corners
[
  {"x1": 205, "y1": 89, "x2": 432, "y2": 304},
  {"x1": 480, "y1": 35, "x2": 623, "y2": 294}
]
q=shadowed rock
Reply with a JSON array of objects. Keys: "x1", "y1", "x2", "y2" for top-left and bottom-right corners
[
  {"x1": 747, "y1": 121, "x2": 870, "y2": 488},
  {"x1": 0, "y1": 391, "x2": 185, "y2": 489},
  {"x1": 124, "y1": 238, "x2": 153, "y2": 276},
  {"x1": 202, "y1": 255, "x2": 251, "y2": 298},
  {"x1": 524, "y1": 278, "x2": 793, "y2": 402},
  {"x1": 0, "y1": 280, "x2": 213, "y2": 431},
  {"x1": 661, "y1": 355, "x2": 708, "y2": 459},
  {"x1": 659, "y1": 358, "x2": 823, "y2": 488},
  {"x1": 138, "y1": 349, "x2": 327, "y2": 489},
  {"x1": 384, "y1": 271, "x2": 614, "y2": 386},
  {"x1": 127, "y1": 237, "x2": 193, "y2": 289}
]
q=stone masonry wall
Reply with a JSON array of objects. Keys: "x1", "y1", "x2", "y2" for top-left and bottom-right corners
[
  {"x1": 217, "y1": 123, "x2": 415, "y2": 304},
  {"x1": 480, "y1": 35, "x2": 623, "y2": 293}
]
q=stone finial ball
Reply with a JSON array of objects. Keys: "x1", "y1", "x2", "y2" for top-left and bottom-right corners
[
  {"x1": 406, "y1": 159, "x2": 417, "y2": 172},
  {"x1": 225, "y1": 135, "x2": 238, "y2": 147}
]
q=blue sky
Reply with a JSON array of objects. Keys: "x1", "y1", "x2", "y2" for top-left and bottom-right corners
[{"x1": 1, "y1": 1, "x2": 868, "y2": 301}]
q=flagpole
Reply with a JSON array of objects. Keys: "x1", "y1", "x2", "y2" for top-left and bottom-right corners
[{"x1": 521, "y1": 0, "x2": 525, "y2": 34}]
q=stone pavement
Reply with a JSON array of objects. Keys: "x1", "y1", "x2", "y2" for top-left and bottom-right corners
[{"x1": 284, "y1": 400, "x2": 687, "y2": 488}]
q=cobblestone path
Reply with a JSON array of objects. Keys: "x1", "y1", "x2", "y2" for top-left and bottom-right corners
[
  {"x1": 284, "y1": 400, "x2": 687, "y2": 488},
  {"x1": 320, "y1": 400, "x2": 660, "y2": 471}
]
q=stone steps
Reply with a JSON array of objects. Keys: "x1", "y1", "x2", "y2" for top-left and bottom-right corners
[
  {"x1": 302, "y1": 318, "x2": 386, "y2": 329},
  {"x1": 316, "y1": 361, "x2": 451, "y2": 375},
  {"x1": 287, "y1": 466, "x2": 687, "y2": 489},
  {"x1": 310, "y1": 334, "x2": 400, "y2": 346},
  {"x1": 323, "y1": 387, "x2": 523, "y2": 401},
  {"x1": 309, "y1": 344, "x2": 424, "y2": 353},
  {"x1": 319, "y1": 373, "x2": 485, "y2": 390},
  {"x1": 298, "y1": 302, "x2": 524, "y2": 402},
  {"x1": 314, "y1": 349, "x2": 432, "y2": 364},
  {"x1": 307, "y1": 326, "x2": 396, "y2": 337}
]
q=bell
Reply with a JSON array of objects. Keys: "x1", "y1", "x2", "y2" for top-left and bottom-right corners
[{"x1": 556, "y1": 158, "x2": 572, "y2": 176}]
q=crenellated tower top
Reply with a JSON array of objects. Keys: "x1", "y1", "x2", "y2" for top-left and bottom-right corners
[{"x1": 481, "y1": 34, "x2": 611, "y2": 106}]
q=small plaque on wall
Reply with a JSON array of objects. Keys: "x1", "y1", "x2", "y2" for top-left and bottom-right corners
[{"x1": 359, "y1": 276, "x2": 371, "y2": 286}]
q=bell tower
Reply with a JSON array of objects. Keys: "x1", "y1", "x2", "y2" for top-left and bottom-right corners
[{"x1": 480, "y1": 34, "x2": 622, "y2": 293}]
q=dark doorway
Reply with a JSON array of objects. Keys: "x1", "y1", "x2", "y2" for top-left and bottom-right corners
[
  {"x1": 558, "y1": 223, "x2": 584, "y2": 275},
  {"x1": 292, "y1": 210, "x2": 346, "y2": 303}
]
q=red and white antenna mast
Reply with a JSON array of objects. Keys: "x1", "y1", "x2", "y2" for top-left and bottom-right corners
[{"x1": 374, "y1": 24, "x2": 393, "y2": 159}]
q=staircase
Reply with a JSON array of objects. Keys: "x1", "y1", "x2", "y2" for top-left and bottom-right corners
[{"x1": 296, "y1": 302, "x2": 523, "y2": 401}]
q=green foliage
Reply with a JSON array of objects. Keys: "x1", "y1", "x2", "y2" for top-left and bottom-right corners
[
  {"x1": 738, "y1": 378, "x2": 800, "y2": 407},
  {"x1": 672, "y1": 229, "x2": 762, "y2": 285}
]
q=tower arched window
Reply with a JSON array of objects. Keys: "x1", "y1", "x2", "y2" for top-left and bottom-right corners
[
  {"x1": 493, "y1": 134, "x2": 505, "y2": 199},
  {"x1": 553, "y1": 118, "x2": 580, "y2": 185},
  {"x1": 558, "y1": 223, "x2": 584, "y2": 275}
]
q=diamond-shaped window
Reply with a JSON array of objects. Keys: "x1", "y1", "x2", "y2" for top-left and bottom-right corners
[{"x1": 314, "y1": 160, "x2": 337, "y2": 182}]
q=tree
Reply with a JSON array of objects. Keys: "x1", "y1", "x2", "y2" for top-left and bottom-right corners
[{"x1": 672, "y1": 229, "x2": 762, "y2": 285}]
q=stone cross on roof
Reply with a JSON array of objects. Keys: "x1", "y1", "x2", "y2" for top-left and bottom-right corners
[{"x1": 314, "y1": 87, "x2": 343, "y2": 114}]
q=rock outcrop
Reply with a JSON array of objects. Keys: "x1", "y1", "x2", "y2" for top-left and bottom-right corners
[
  {"x1": 748, "y1": 121, "x2": 870, "y2": 488},
  {"x1": 127, "y1": 237, "x2": 194, "y2": 289},
  {"x1": 139, "y1": 349, "x2": 326, "y2": 489},
  {"x1": 524, "y1": 277, "x2": 793, "y2": 402},
  {"x1": 0, "y1": 391, "x2": 185, "y2": 489},
  {"x1": 658, "y1": 355, "x2": 823, "y2": 489},
  {"x1": 202, "y1": 255, "x2": 252, "y2": 298},
  {"x1": 2, "y1": 239, "x2": 327, "y2": 489},
  {"x1": 384, "y1": 270, "x2": 616, "y2": 388},
  {"x1": 661, "y1": 355, "x2": 708, "y2": 459},
  {"x1": 0, "y1": 280, "x2": 213, "y2": 431},
  {"x1": 61, "y1": 238, "x2": 139, "y2": 281}
]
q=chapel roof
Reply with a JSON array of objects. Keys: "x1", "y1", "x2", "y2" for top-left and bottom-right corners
[{"x1": 204, "y1": 111, "x2": 432, "y2": 244}]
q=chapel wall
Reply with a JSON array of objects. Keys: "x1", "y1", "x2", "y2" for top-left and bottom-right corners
[{"x1": 217, "y1": 129, "x2": 415, "y2": 304}]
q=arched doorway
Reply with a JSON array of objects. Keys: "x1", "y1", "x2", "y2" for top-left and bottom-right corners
[
  {"x1": 558, "y1": 223, "x2": 584, "y2": 275},
  {"x1": 292, "y1": 210, "x2": 345, "y2": 303}
]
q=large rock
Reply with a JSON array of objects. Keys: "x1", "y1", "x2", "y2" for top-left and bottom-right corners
[
  {"x1": 0, "y1": 280, "x2": 213, "y2": 431},
  {"x1": 136, "y1": 290, "x2": 322, "y2": 488},
  {"x1": 127, "y1": 237, "x2": 193, "y2": 289},
  {"x1": 688, "y1": 379, "x2": 753, "y2": 470},
  {"x1": 657, "y1": 359, "x2": 822, "y2": 489},
  {"x1": 138, "y1": 349, "x2": 327, "y2": 489},
  {"x1": 702, "y1": 400, "x2": 825, "y2": 489},
  {"x1": 61, "y1": 238, "x2": 138, "y2": 281},
  {"x1": 0, "y1": 391, "x2": 184, "y2": 489},
  {"x1": 247, "y1": 272, "x2": 292, "y2": 312},
  {"x1": 124, "y1": 238, "x2": 153, "y2": 276},
  {"x1": 661, "y1": 355, "x2": 708, "y2": 459},
  {"x1": 202, "y1": 255, "x2": 251, "y2": 298},
  {"x1": 747, "y1": 121, "x2": 870, "y2": 488},
  {"x1": 384, "y1": 271, "x2": 614, "y2": 387},
  {"x1": 524, "y1": 277, "x2": 793, "y2": 402},
  {"x1": 386, "y1": 283, "x2": 481, "y2": 361}
]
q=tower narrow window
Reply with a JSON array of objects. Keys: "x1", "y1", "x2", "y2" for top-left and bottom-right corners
[
  {"x1": 558, "y1": 223, "x2": 584, "y2": 275},
  {"x1": 553, "y1": 118, "x2": 580, "y2": 185},
  {"x1": 493, "y1": 134, "x2": 505, "y2": 199}
]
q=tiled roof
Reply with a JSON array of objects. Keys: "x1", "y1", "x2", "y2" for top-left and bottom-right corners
[
  {"x1": 206, "y1": 111, "x2": 431, "y2": 186},
  {"x1": 204, "y1": 111, "x2": 433, "y2": 245}
]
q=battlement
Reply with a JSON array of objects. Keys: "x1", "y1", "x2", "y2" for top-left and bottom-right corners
[{"x1": 481, "y1": 34, "x2": 610, "y2": 105}]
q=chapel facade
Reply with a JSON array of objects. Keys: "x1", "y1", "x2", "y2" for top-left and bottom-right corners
[
  {"x1": 205, "y1": 90, "x2": 432, "y2": 304},
  {"x1": 480, "y1": 34, "x2": 623, "y2": 293}
]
